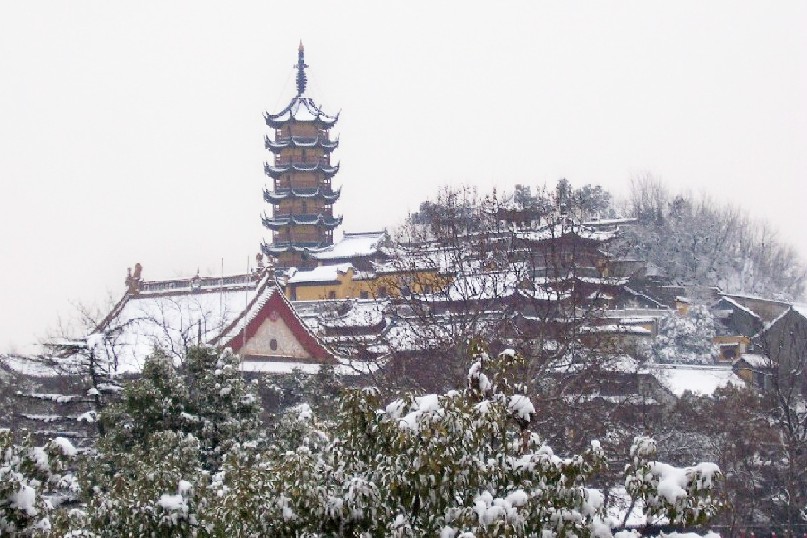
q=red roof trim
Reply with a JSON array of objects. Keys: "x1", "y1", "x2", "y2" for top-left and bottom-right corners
[{"x1": 223, "y1": 288, "x2": 335, "y2": 363}]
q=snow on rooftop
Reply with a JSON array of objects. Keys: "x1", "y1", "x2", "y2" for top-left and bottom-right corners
[
  {"x1": 239, "y1": 356, "x2": 380, "y2": 376},
  {"x1": 1, "y1": 354, "x2": 62, "y2": 377},
  {"x1": 515, "y1": 223, "x2": 618, "y2": 243},
  {"x1": 791, "y1": 303, "x2": 807, "y2": 319},
  {"x1": 311, "y1": 231, "x2": 386, "y2": 260},
  {"x1": 653, "y1": 364, "x2": 743, "y2": 396},
  {"x1": 90, "y1": 275, "x2": 270, "y2": 373},
  {"x1": 736, "y1": 353, "x2": 769, "y2": 369},
  {"x1": 321, "y1": 300, "x2": 387, "y2": 328},
  {"x1": 716, "y1": 295, "x2": 762, "y2": 320},
  {"x1": 287, "y1": 263, "x2": 353, "y2": 284},
  {"x1": 582, "y1": 217, "x2": 638, "y2": 227}
]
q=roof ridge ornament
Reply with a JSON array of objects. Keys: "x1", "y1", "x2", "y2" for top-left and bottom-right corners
[{"x1": 295, "y1": 40, "x2": 308, "y2": 96}]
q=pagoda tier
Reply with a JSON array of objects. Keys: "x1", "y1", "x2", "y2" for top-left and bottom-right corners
[
  {"x1": 264, "y1": 97, "x2": 339, "y2": 129},
  {"x1": 263, "y1": 186, "x2": 341, "y2": 205},
  {"x1": 261, "y1": 213, "x2": 343, "y2": 230},
  {"x1": 264, "y1": 135, "x2": 339, "y2": 153},
  {"x1": 263, "y1": 161, "x2": 340, "y2": 179}
]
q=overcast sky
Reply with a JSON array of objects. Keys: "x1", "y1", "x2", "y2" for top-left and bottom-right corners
[{"x1": 1, "y1": 1, "x2": 805, "y2": 352}]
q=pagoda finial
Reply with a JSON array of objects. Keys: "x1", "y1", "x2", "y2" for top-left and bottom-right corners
[{"x1": 295, "y1": 41, "x2": 308, "y2": 96}]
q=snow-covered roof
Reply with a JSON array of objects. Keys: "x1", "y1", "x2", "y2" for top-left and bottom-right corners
[
  {"x1": 320, "y1": 300, "x2": 387, "y2": 329},
  {"x1": 287, "y1": 263, "x2": 353, "y2": 284},
  {"x1": 581, "y1": 325, "x2": 652, "y2": 336},
  {"x1": 240, "y1": 356, "x2": 378, "y2": 376},
  {"x1": 582, "y1": 217, "x2": 638, "y2": 227},
  {"x1": 715, "y1": 295, "x2": 762, "y2": 320},
  {"x1": 735, "y1": 353, "x2": 770, "y2": 369},
  {"x1": 653, "y1": 364, "x2": 743, "y2": 396},
  {"x1": 64, "y1": 269, "x2": 337, "y2": 374},
  {"x1": 515, "y1": 221, "x2": 618, "y2": 243},
  {"x1": 311, "y1": 231, "x2": 386, "y2": 260},
  {"x1": 86, "y1": 274, "x2": 271, "y2": 373},
  {"x1": 791, "y1": 303, "x2": 807, "y2": 319},
  {"x1": 0, "y1": 354, "x2": 63, "y2": 377}
]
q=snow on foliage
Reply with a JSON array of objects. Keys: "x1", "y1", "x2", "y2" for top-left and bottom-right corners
[
  {"x1": 652, "y1": 306, "x2": 718, "y2": 364},
  {"x1": 625, "y1": 436, "x2": 722, "y2": 526},
  {"x1": 42, "y1": 346, "x2": 722, "y2": 536},
  {"x1": 0, "y1": 430, "x2": 77, "y2": 534}
]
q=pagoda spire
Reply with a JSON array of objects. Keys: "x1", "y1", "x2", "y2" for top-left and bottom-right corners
[{"x1": 295, "y1": 40, "x2": 308, "y2": 96}]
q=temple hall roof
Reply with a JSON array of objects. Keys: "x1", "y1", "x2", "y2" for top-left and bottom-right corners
[{"x1": 311, "y1": 231, "x2": 387, "y2": 261}]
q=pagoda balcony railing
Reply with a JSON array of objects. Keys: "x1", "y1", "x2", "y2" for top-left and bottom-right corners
[
  {"x1": 273, "y1": 211, "x2": 334, "y2": 219},
  {"x1": 275, "y1": 130, "x2": 330, "y2": 140},
  {"x1": 271, "y1": 186, "x2": 339, "y2": 196},
  {"x1": 274, "y1": 157, "x2": 331, "y2": 167}
]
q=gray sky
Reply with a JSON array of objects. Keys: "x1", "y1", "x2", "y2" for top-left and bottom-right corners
[{"x1": 1, "y1": 1, "x2": 805, "y2": 352}]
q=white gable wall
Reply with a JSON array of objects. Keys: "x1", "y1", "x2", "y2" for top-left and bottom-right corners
[{"x1": 239, "y1": 315, "x2": 310, "y2": 359}]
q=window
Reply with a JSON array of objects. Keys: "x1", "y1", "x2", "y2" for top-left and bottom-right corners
[
  {"x1": 377, "y1": 286, "x2": 387, "y2": 298},
  {"x1": 360, "y1": 291, "x2": 369, "y2": 300},
  {"x1": 328, "y1": 290, "x2": 336, "y2": 300},
  {"x1": 269, "y1": 338, "x2": 278, "y2": 351}
]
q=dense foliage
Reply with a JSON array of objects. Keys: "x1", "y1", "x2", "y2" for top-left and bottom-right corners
[
  {"x1": 0, "y1": 347, "x2": 726, "y2": 536},
  {"x1": 651, "y1": 306, "x2": 718, "y2": 364}
]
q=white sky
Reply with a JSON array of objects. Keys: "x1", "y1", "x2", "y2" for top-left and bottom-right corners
[{"x1": 1, "y1": 1, "x2": 805, "y2": 352}]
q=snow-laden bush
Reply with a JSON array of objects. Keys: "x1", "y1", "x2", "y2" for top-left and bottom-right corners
[
  {"x1": 52, "y1": 345, "x2": 723, "y2": 536},
  {"x1": 0, "y1": 430, "x2": 77, "y2": 535},
  {"x1": 625, "y1": 436, "x2": 723, "y2": 526},
  {"x1": 55, "y1": 431, "x2": 206, "y2": 536}
]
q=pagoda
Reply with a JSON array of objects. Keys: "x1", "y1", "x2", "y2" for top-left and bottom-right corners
[{"x1": 261, "y1": 42, "x2": 342, "y2": 268}]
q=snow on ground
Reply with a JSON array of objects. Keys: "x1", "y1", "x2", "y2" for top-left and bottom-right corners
[{"x1": 653, "y1": 364, "x2": 743, "y2": 396}]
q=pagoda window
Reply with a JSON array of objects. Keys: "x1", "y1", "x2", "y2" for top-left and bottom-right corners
[
  {"x1": 328, "y1": 290, "x2": 336, "y2": 300},
  {"x1": 360, "y1": 291, "x2": 369, "y2": 300}
]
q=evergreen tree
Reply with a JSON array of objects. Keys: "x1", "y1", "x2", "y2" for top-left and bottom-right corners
[{"x1": 100, "y1": 346, "x2": 262, "y2": 468}]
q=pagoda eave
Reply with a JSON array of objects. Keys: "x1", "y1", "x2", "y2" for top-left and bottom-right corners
[
  {"x1": 263, "y1": 187, "x2": 341, "y2": 204},
  {"x1": 264, "y1": 114, "x2": 339, "y2": 130},
  {"x1": 262, "y1": 214, "x2": 343, "y2": 230},
  {"x1": 264, "y1": 162, "x2": 340, "y2": 179},
  {"x1": 261, "y1": 241, "x2": 330, "y2": 256},
  {"x1": 264, "y1": 136, "x2": 339, "y2": 153}
]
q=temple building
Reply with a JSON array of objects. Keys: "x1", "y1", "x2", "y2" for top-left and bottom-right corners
[{"x1": 262, "y1": 42, "x2": 342, "y2": 269}]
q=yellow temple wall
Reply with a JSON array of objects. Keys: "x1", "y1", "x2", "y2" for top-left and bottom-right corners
[{"x1": 285, "y1": 268, "x2": 449, "y2": 301}]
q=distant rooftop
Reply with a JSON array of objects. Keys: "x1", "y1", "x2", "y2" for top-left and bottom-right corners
[{"x1": 311, "y1": 231, "x2": 387, "y2": 261}]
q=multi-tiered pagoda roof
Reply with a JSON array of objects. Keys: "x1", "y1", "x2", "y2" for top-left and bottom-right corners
[{"x1": 260, "y1": 43, "x2": 343, "y2": 265}]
